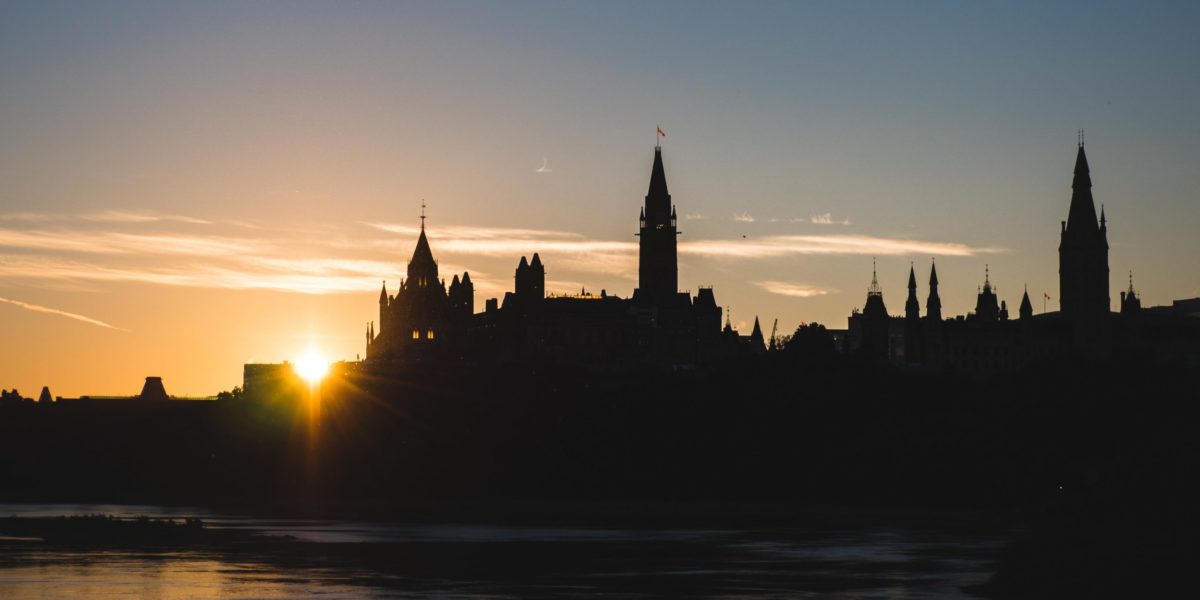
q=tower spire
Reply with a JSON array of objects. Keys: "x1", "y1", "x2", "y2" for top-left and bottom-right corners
[
  {"x1": 868, "y1": 257, "x2": 881, "y2": 296},
  {"x1": 926, "y1": 259, "x2": 942, "y2": 321},
  {"x1": 636, "y1": 141, "x2": 679, "y2": 304},
  {"x1": 420, "y1": 200, "x2": 426, "y2": 231},
  {"x1": 905, "y1": 262, "x2": 920, "y2": 321}
]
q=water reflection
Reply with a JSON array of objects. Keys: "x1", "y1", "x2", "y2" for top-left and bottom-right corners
[{"x1": 0, "y1": 504, "x2": 1004, "y2": 599}]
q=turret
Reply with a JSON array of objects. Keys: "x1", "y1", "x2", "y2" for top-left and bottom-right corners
[
  {"x1": 378, "y1": 281, "x2": 389, "y2": 339},
  {"x1": 972, "y1": 265, "x2": 1000, "y2": 321},
  {"x1": 904, "y1": 263, "x2": 922, "y2": 364},
  {"x1": 750, "y1": 316, "x2": 765, "y2": 351},
  {"x1": 859, "y1": 259, "x2": 890, "y2": 362},
  {"x1": 529, "y1": 253, "x2": 545, "y2": 299},
  {"x1": 1120, "y1": 271, "x2": 1141, "y2": 316},
  {"x1": 1019, "y1": 287, "x2": 1033, "y2": 320},
  {"x1": 905, "y1": 264, "x2": 920, "y2": 321},
  {"x1": 926, "y1": 260, "x2": 942, "y2": 321}
]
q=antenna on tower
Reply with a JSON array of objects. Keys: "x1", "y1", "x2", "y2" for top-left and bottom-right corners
[{"x1": 420, "y1": 200, "x2": 427, "y2": 231}]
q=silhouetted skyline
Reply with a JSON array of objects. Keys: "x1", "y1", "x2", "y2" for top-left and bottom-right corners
[{"x1": 2, "y1": 2, "x2": 1199, "y2": 395}]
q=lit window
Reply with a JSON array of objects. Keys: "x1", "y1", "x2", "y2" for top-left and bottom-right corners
[
  {"x1": 426, "y1": 329, "x2": 435, "y2": 339},
  {"x1": 412, "y1": 329, "x2": 419, "y2": 339}
]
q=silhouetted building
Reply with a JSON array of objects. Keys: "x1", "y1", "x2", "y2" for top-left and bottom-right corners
[
  {"x1": 352, "y1": 143, "x2": 754, "y2": 372},
  {"x1": 904, "y1": 264, "x2": 923, "y2": 364},
  {"x1": 847, "y1": 261, "x2": 893, "y2": 363},
  {"x1": 1059, "y1": 144, "x2": 1111, "y2": 354},
  {"x1": 140, "y1": 377, "x2": 169, "y2": 401},
  {"x1": 366, "y1": 208, "x2": 474, "y2": 361},
  {"x1": 634, "y1": 145, "x2": 679, "y2": 306},
  {"x1": 855, "y1": 142, "x2": 1200, "y2": 373}
]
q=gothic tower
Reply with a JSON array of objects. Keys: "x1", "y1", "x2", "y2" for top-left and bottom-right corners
[
  {"x1": 973, "y1": 265, "x2": 1000, "y2": 321},
  {"x1": 904, "y1": 264, "x2": 922, "y2": 363},
  {"x1": 905, "y1": 264, "x2": 920, "y2": 321},
  {"x1": 1058, "y1": 141, "x2": 1111, "y2": 352},
  {"x1": 860, "y1": 261, "x2": 890, "y2": 362},
  {"x1": 1059, "y1": 143, "x2": 1110, "y2": 318},
  {"x1": 636, "y1": 145, "x2": 679, "y2": 304},
  {"x1": 926, "y1": 260, "x2": 942, "y2": 322}
]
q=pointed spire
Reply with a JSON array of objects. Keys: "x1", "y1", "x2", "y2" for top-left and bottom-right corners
[
  {"x1": 905, "y1": 262, "x2": 920, "y2": 320},
  {"x1": 531, "y1": 253, "x2": 543, "y2": 268},
  {"x1": 752, "y1": 316, "x2": 763, "y2": 336},
  {"x1": 868, "y1": 257, "x2": 881, "y2": 296},
  {"x1": 648, "y1": 146, "x2": 670, "y2": 199},
  {"x1": 462, "y1": 271, "x2": 472, "y2": 285},
  {"x1": 420, "y1": 200, "x2": 427, "y2": 231},
  {"x1": 983, "y1": 264, "x2": 991, "y2": 291},
  {"x1": 451, "y1": 274, "x2": 460, "y2": 286},
  {"x1": 411, "y1": 228, "x2": 435, "y2": 267},
  {"x1": 1019, "y1": 286, "x2": 1033, "y2": 320},
  {"x1": 379, "y1": 281, "x2": 388, "y2": 304},
  {"x1": 518, "y1": 255, "x2": 529, "y2": 269},
  {"x1": 926, "y1": 260, "x2": 942, "y2": 321},
  {"x1": 1128, "y1": 269, "x2": 1135, "y2": 294},
  {"x1": 1066, "y1": 144, "x2": 1099, "y2": 233}
]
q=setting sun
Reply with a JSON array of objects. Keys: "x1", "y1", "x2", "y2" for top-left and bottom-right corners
[{"x1": 293, "y1": 351, "x2": 329, "y2": 384}]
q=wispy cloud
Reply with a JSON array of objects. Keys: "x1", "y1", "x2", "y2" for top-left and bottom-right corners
[
  {"x1": 808, "y1": 213, "x2": 851, "y2": 226},
  {"x1": 368, "y1": 222, "x2": 639, "y2": 278},
  {"x1": 682, "y1": 234, "x2": 1004, "y2": 259},
  {"x1": 754, "y1": 281, "x2": 837, "y2": 298},
  {"x1": 0, "y1": 295, "x2": 126, "y2": 330},
  {"x1": 83, "y1": 210, "x2": 213, "y2": 225},
  {"x1": 683, "y1": 213, "x2": 706, "y2": 221},
  {"x1": 0, "y1": 229, "x2": 263, "y2": 256},
  {"x1": 732, "y1": 212, "x2": 756, "y2": 223},
  {"x1": 0, "y1": 213, "x2": 1002, "y2": 297}
]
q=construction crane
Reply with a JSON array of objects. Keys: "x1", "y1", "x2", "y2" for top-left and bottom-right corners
[{"x1": 768, "y1": 318, "x2": 779, "y2": 351}]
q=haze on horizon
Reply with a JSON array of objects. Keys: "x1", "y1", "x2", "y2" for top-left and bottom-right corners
[{"x1": 2, "y1": 1, "x2": 1198, "y2": 396}]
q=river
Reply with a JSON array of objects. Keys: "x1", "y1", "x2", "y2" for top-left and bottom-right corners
[{"x1": 0, "y1": 503, "x2": 1004, "y2": 598}]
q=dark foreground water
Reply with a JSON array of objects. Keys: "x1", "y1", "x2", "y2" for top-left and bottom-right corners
[{"x1": 0, "y1": 503, "x2": 1005, "y2": 598}]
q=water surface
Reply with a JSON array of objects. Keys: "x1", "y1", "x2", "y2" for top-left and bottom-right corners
[{"x1": 0, "y1": 503, "x2": 1004, "y2": 598}]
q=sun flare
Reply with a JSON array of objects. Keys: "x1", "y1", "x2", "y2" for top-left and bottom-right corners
[{"x1": 293, "y1": 351, "x2": 329, "y2": 384}]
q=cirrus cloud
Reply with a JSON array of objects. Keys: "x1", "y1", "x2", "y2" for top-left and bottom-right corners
[{"x1": 754, "y1": 281, "x2": 837, "y2": 298}]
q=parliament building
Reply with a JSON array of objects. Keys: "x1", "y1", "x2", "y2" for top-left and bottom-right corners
[
  {"x1": 362, "y1": 144, "x2": 764, "y2": 369},
  {"x1": 842, "y1": 143, "x2": 1200, "y2": 372}
]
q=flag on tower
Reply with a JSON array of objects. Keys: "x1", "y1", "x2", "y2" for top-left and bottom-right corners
[
  {"x1": 1044, "y1": 293, "x2": 1051, "y2": 300},
  {"x1": 657, "y1": 126, "x2": 666, "y2": 138}
]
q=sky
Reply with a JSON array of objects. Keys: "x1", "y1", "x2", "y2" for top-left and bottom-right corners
[{"x1": 2, "y1": 1, "x2": 1198, "y2": 396}]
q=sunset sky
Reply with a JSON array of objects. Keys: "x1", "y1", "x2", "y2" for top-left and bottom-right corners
[{"x1": 2, "y1": 1, "x2": 1198, "y2": 396}]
